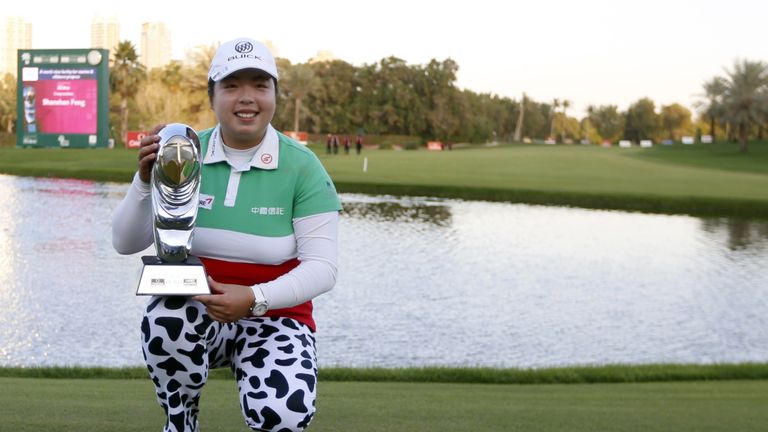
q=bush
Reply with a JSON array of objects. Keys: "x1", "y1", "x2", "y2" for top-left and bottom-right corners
[{"x1": 0, "y1": 133, "x2": 15, "y2": 148}]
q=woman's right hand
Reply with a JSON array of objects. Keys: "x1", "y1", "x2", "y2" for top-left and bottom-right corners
[{"x1": 137, "y1": 124, "x2": 166, "y2": 183}]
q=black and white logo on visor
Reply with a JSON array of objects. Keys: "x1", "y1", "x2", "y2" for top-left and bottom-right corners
[{"x1": 235, "y1": 41, "x2": 253, "y2": 53}]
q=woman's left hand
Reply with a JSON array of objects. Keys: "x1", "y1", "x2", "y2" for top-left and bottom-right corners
[{"x1": 193, "y1": 277, "x2": 256, "y2": 323}]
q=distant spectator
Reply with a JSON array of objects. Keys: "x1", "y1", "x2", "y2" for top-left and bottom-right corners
[
  {"x1": 355, "y1": 134, "x2": 363, "y2": 155},
  {"x1": 343, "y1": 136, "x2": 350, "y2": 155},
  {"x1": 326, "y1": 133, "x2": 332, "y2": 154},
  {"x1": 332, "y1": 135, "x2": 339, "y2": 154}
]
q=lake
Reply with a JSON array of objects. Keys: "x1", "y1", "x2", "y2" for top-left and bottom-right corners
[{"x1": 0, "y1": 174, "x2": 767, "y2": 368}]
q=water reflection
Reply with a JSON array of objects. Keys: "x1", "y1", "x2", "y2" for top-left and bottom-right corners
[
  {"x1": 0, "y1": 176, "x2": 22, "y2": 363},
  {"x1": 0, "y1": 174, "x2": 767, "y2": 368},
  {"x1": 700, "y1": 218, "x2": 768, "y2": 251},
  {"x1": 322, "y1": 195, "x2": 768, "y2": 368},
  {"x1": 341, "y1": 194, "x2": 452, "y2": 227},
  {"x1": 0, "y1": 175, "x2": 143, "y2": 366}
]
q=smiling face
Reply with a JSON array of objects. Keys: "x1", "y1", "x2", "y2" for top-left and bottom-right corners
[
  {"x1": 211, "y1": 69, "x2": 276, "y2": 149},
  {"x1": 23, "y1": 86, "x2": 36, "y2": 124}
]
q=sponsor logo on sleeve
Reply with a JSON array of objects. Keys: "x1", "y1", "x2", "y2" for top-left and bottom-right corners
[{"x1": 199, "y1": 194, "x2": 214, "y2": 210}]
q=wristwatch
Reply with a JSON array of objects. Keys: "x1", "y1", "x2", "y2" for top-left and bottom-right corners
[{"x1": 250, "y1": 286, "x2": 269, "y2": 316}]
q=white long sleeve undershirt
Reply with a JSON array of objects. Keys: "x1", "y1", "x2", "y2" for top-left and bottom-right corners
[{"x1": 112, "y1": 173, "x2": 339, "y2": 310}]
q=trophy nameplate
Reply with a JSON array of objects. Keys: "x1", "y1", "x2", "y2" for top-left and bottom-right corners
[
  {"x1": 136, "y1": 123, "x2": 210, "y2": 296},
  {"x1": 137, "y1": 256, "x2": 208, "y2": 296}
]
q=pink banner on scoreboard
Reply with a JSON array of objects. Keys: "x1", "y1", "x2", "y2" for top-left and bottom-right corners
[{"x1": 26, "y1": 79, "x2": 97, "y2": 134}]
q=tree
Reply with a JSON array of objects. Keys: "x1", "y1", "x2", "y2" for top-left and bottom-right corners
[
  {"x1": 110, "y1": 41, "x2": 146, "y2": 143},
  {"x1": 513, "y1": 93, "x2": 526, "y2": 142},
  {"x1": 561, "y1": 116, "x2": 581, "y2": 141},
  {"x1": 423, "y1": 59, "x2": 460, "y2": 141},
  {"x1": 659, "y1": 103, "x2": 693, "y2": 141},
  {"x1": 136, "y1": 72, "x2": 191, "y2": 129},
  {"x1": 587, "y1": 105, "x2": 624, "y2": 143},
  {"x1": 160, "y1": 61, "x2": 184, "y2": 94},
  {"x1": 697, "y1": 77, "x2": 727, "y2": 141},
  {"x1": 528, "y1": 101, "x2": 550, "y2": 140},
  {"x1": 362, "y1": 57, "x2": 412, "y2": 134},
  {"x1": 296, "y1": 59, "x2": 358, "y2": 133},
  {"x1": 580, "y1": 118, "x2": 602, "y2": 144},
  {"x1": 281, "y1": 62, "x2": 318, "y2": 133},
  {"x1": 549, "y1": 98, "x2": 560, "y2": 139},
  {"x1": 623, "y1": 98, "x2": 659, "y2": 143},
  {"x1": 719, "y1": 59, "x2": 768, "y2": 152},
  {"x1": 560, "y1": 99, "x2": 571, "y2": 141},
  {"x1": 495, "y1": 95, "x2": 519, "y2": 142},
  {"x1": 181, "y1": 44, "x2": 217, "y2": 129},
  {"x1": 0, "y1": 73, "x2": 16, "y2": 133}
]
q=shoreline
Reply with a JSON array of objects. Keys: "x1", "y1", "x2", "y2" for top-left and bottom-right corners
[
  {"x1": 333, "y1": 181, "x2": 768, "y2": 219},
  {"x1": 2, "y1": 170, "x2": 767, "y2": 220},
  {"x1": 2, "y1": 362, "x2": 767, "y2": 384},
  {"x1": 1, "y1": 142, "x2": 767, "y2": 219}
]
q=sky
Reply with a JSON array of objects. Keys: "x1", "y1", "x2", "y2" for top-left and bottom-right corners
[{"x1": 3, "y1": 0, "x2": 766, "y2": 118}]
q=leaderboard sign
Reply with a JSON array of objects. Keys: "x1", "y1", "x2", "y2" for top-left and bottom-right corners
[{"x1": 16, "y1": 49, "x2": 110, "y2": 148}]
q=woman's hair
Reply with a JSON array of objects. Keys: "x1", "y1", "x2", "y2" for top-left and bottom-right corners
[{"x1": 208, "y1": 77, "x2": 279, "y2": 104}]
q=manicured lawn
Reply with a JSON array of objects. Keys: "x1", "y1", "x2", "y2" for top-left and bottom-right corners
[
  {"x1": 5, "y1": 362, "x2": 767, "y2": 384},
  {"x1": 318, "y1": 142, "x2": 767, "y2": 200},
  {"x1": 630, "y1": 140, "x2": 768, "y2": 175},
  {"x1": 1, "y1": 141, "x2": 766, "y2": 217},
  {"x1": 1, "y1": 377, "x2": 766, "y2": 431}
]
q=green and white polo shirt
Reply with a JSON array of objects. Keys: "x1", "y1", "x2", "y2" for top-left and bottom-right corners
[{"x1": 190, "y1": 124, "x2": 341, "y2": 265}]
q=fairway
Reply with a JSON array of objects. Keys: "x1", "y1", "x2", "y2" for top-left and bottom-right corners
[
  {"x1": 318, "y1": 144, "x2": 767, "y2": 200},
  {"x1": 1, "y1": 377, "x2": 766, "y2": 431},
  {"x1": 0, "y1": 142, "x2": 767, "y2": 217}
]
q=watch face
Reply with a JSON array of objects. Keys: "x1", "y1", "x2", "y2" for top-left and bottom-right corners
[{"x1": 252, "y1": 302, "x2": 268, "y2": 316}]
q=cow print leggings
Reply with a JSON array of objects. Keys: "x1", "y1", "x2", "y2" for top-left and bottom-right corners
[{"x1": 141, "y1": 296, "x2": 317, "y2": 432}]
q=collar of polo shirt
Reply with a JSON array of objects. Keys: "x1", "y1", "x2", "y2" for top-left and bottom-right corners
[{"x1": 203, "y1": 124, "x2": 279, "y2": 171}]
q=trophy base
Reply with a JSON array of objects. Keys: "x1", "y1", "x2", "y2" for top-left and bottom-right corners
[{"x1": 136, "y1": 256, "x2": 210, "y2": 296}]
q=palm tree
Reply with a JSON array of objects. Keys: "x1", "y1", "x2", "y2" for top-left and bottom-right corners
[
  {"x1": 110, "y1": 40, "x2": 146, "y2": 143},
  {"x1": 160, "y1": 61, "x2": 184, "y2": 94},
  {"x1": 181, "y1": 44, "x2": 217, "y2": 129},
  {"x1": 549, "y1": 98, "x2": 560, "y2": 139},
  {"x1": 183, "y1": 44, "x2": 216, "y2": 94},
  {"x1": 513, "y1": 92, "x2": 526, "y2": 142},
  {"x1": 719, "y1": 59, "x2": 768, "y2": 152},
  {"x1": 697, "y1": 77, "x2": 727, "y2": 141},
  {"x1": 584, "y1": 104, "x2": 596, "y2": 142},
  {"x1": 561, "y1": 99, "x2": 571, "y2": 142}
]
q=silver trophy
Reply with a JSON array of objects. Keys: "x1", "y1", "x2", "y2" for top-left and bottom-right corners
[{"x1": 136, "y1": 123, "x2": 210, "y2": 295}]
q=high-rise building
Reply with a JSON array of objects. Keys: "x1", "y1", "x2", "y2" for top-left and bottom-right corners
[
  {"x1": 2, "y1": 17, "x2": 33, "y2": 77},
  {"x1": 309, "y1": 50, "x2": 336, "y2": 64},
  {"x1": 263, "y1": 39, "x2": 279, "y2": 59},
  {"x1": 140, "y1": 22, "x2": 172, "y2": 70},
  {"x1": 91, "y1": 16, "x2": 120, "y2": 56}
]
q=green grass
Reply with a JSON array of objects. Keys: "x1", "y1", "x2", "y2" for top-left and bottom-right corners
[
  {"x1": 318, "y1": 142, "x2": 768, "y2": 217},
  {"x1": 1, "y1": 141, "x2": 767, "y2": 217},
  {"x1": 3, "y1": 363, "x2": 768, "y2": 384},
  {"x1": 0, "y1": 146, "x2": 135, "y2": 182},
  {"x1": 630, "y1": 140, "x2": 768, "y2": 175},
  {"x1": 1, "y1": 377, "x2": 766, "y2": 431}
]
